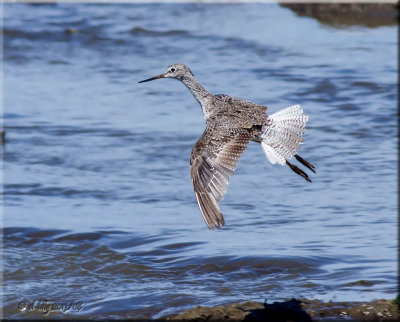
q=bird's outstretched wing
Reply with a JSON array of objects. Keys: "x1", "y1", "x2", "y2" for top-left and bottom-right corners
[{"x1": 190, "y1": 125, "x2": 253, "y2": 229}]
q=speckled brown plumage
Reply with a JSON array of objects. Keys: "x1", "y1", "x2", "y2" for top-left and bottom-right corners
[{"x1": 139, "y1": 63, "x2": 315, "y2": 229}]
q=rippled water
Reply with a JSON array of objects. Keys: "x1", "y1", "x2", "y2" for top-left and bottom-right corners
[{"x1": 3, "y1": 3, "x2": 397, "y2": 319}]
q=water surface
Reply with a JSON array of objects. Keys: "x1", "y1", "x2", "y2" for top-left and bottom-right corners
[{"x1": 3, "y1": 3, "x2": 397, "y2": 319}]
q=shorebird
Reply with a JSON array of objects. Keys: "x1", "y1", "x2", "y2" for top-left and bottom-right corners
[{"x1": 139, "y1": 64, "x2": 315, "y2": 229}]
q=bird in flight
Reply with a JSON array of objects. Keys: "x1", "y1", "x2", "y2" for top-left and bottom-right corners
[{"x1": 139, "y1": 64, "x2": 315, "y2": 229}]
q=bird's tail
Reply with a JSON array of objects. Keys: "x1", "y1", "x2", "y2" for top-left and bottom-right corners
[{"x1": 260, "y1": 104, "x2": 315, "y2": 181}]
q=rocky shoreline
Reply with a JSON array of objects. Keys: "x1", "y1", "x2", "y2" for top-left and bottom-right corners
[
  {"x1": 279, "y1": 3, "x2": 398, "y2": 27},
  {"x1": 164, "y1": 298, "x2": 398, "y2": 321}
]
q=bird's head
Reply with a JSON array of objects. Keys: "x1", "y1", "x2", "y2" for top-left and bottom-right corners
[{"x1": 139, "y1": 63, "x2": 194, "y2": 83}]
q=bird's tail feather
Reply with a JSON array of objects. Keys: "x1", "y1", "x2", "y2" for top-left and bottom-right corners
[{"x1": 260, "y1": 104, "x2": 315, "y2": 181}]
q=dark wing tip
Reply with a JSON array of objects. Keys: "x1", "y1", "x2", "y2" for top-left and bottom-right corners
[{"x1": 195, "y1": 192, "x2": 225, "y2": 230}]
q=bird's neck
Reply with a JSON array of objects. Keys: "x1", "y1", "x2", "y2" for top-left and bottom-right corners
[{"x1": 181, "y1": 75, "x2": 213, "y2": 114}]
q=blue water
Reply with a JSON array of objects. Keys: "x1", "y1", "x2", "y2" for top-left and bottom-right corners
[{"x1": 3, "y1": 3, "x2": 397, "y2": 319}]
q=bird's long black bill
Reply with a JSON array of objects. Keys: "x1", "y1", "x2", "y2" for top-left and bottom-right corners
[{"x1": 138, "y1": 74, "x2": 164, "y2": 83}]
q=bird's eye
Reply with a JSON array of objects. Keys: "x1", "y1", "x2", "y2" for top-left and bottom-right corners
[{"x1": 170, "y1": 68, "x2": 175, "y2": 72}]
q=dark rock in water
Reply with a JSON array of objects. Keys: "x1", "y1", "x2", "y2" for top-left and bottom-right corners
[
  {"x1": 65, "y1": 28, "x2": 78, "y2": 34},
  {"x1": 279, "y1": 3, "x2": 399, "y2": 27},
  {"x1": 165, "y1": 298, "x2": 398, "y2": 321},
  {"x1": 0, "y1": 131, "x2": 5, "y2": 145},
  {"x1": 245, "y1": 299, "x2": 312, "y2": 321}
]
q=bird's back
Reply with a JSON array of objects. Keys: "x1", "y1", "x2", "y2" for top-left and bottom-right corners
[{"x1": 207, "y1": 94, "x2": 269, "y2": 129}]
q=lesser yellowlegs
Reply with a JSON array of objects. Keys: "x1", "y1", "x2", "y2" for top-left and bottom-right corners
[{"x1": 139, "y1": 63, "x2": 315, "y2": 229}]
